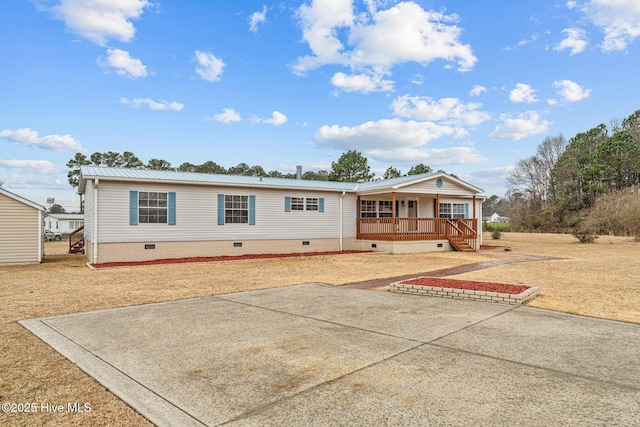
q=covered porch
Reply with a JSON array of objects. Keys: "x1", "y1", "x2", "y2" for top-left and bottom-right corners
[{"x1": 355, "y1": 192, "x2": 481, "y2": 251}]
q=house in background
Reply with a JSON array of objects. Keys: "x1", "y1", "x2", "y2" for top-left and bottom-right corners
[
  {"x1": 78, "y1": 166, "x2": 485, "y2": 265},
  {"x1": 44, "y1": 213, "x2": 84, "y2": 235},
  {"x1": 0, "y1": 188, "x2": 45, "y2": 265},
  {"x1": 489, "y1": 212, "x2": 510, "y2": 223}
]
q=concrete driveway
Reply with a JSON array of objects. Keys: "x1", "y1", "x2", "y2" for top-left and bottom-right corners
[{"x1": 21, "y1": 283, "x2": 640, "y2": 426}]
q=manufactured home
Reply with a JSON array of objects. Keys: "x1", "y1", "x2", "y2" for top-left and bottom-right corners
[
  {"x1": 0, "y1": 188, "x2": 45, "y2": 265},
  {"x1": 44, "y1": 213, "x2": 84, "y2": 235},
  {"x1": 78, "y1": 166, "x2": 485, "y2": 264}
]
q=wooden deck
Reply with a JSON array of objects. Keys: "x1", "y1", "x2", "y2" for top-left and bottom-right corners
[{"x1": 357, "y1": 218, "x2": 478, "y2": 250}]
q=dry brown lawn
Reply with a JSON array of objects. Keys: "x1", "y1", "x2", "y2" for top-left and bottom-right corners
[{"x1": 1, "y1": 233, "x2": 638, "y2": 426}]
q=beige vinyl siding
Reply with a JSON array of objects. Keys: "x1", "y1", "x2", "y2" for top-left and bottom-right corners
[
  {"x1": 95, "y1": 181, "x2": 356, "y2": 243},
  {"x1": 402, "y1": 178, "x2": 477, "y2": 196},
  {"x1": 363, "y1": 177, "x2": 477, "y2": 197},
  {"x1": 0, "y1": 193, "x2": 42, "y2": 264}
]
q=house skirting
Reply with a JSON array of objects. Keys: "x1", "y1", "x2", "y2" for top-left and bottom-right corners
[
  {"x1": 86, "y1": 238, "x2": 344, "y2": 264},
  {"x1": 84, "y1": 237, "x2": 468, "y2": 264},
  {"x1": 346, "y1": 239, "x2": 454, "y2": 254}
]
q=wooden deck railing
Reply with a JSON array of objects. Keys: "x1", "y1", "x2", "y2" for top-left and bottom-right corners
[
  {"x1": 357, "y1": 218, "x2": 478, "y2": 247},
  {"x1": 69, "y1": 225, "x2": 84, "y2": 254},
  {"x1": 458, "y1": 219, "x2": 478, "y2": 250}
]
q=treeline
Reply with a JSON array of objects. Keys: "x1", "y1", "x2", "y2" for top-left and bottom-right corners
[
  {"x1": 67, "y1": 149, "x2": 438, "y2": 188},
  {"x1": 490, "y1": 109, "x2": 640, "y2": 237}
]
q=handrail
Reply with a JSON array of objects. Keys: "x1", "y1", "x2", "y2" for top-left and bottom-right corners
[
  {"x1": 458, "y1": 220, "x2": 478, "y2": 249},
  {"x1": 69, "y1": 225, "x2": 84, "y2": 253},
  {"x1": 445, "y1": 219, "x2": 463, "y2": 236}
]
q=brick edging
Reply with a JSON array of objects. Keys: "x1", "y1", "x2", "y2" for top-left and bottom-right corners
[{"x1": 389, "y1": 279, "x2": 540, "y2": 305}]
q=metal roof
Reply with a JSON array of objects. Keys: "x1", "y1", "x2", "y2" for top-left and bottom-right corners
[
  {"x1": 78, "y1": 166, "x2": 484, "y2": 195},
  {"x1": 78, "y1": 166, "x2": 356, "y2": 193}
]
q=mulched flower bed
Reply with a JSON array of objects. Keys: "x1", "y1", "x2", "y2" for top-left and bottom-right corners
[
  {"x1": 90, "y1": 250, "x2": 372, "y2": 269},
  {"x1": 401, "y1": 277, "x2": 531, "y2": 294}
]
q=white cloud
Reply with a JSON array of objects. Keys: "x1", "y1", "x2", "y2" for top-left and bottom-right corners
[
  {"x1": 567, "y1": 1, "x2": 578, "y2": 10},
  {"x1": 313, "y1": 115, "x2": 485, "y2": 166},
  {"x1": 249, "y1": 5, "x2": 267, "y2": 32},
  {"x1": 0, "y1": 128, "x2": 87, "y2": 153},
  {"x1": 330, "y1": 71, "x2": 394, "y2": 93},
  {"x1": 209, "y1": 108, "x2": 241, "y2": 123},
  {"x1": 120, "y1": 98, "x2": 184, "y2": 111},
  {"x1": 315, "y1": 118, "x2": 467, "y2": 152},
  {"x1": 554, "y1": 28, "x2": 588, "y2": 55},
  {"x1": 489, "y1": 111, "x2": 551, "y2": 141},
  {"x1": 391, "y1": 95, "x2": 490, "y2": 126},
  {"x1": 0, "y1": 159, "x2": 58, "y2": 175},
  {"x1": 99, "y1": 48, "x2": 147, "y2": 78},
  {"x1": 411, "y1": 74, "x2": 424, "y2": 85},
  {"x1": 553, "y1": 79, "x2": 592, "y2": 102},
  {"x1": 582, "y1": 0, "x2": 640, "y2": 51},
  {"x1": 194, "y1": 50, "x2": 226, "y2": 82},
  {"x1": 253, "y1": 111, "x2": 288, "y2": 126},
  {"x1": 470, "y1": 166, "x2": 514, "y2": 181},
  {"x1": 366, "y1": 146, "x2": 485, "y2": 166},
  {"x1": 470, "y1": 85, "x2": 487, "y2": 96},
  {"x1": 294, "y1": 0, "x2": 354, "y2": 73},
  {"x1": 294, "y1": 1, "x2": 476, "y2": 92},
  {"x1": 41, "y1": 0, "x2": 151, "y2": 46},
  {"x1": 467, "y1": 166, "x2": 515, "y2": 193},
  {"x1": 517, "y1": 33, "x2": 539, "y2": 47},
  {"x1": 509, "y1": 83, "x2": 538, "y2": 103},
  {"x1": 348, "y1": 3, "x2": 477, "y2": 70}
]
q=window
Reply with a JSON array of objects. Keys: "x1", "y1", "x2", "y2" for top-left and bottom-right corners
[
  {"x1": 69, "y1": 220, "x2": 84, "y2": 229},
  {"x1": 139, "y1": 192, "x2": 168, "y2": 223},
  {"x1": 360, "y1": 200, "x2": 377, "y2": 218},
  {"x1": 439, "y1": 203, "x2": 465, "y2": 219},
  {"x1": 225, "y1": 195, "x2": 248, "y2": 224},
  {"x1": 305, "y1": 198, "x2": 318, "y2": 211},
  {"x1": 291, "y1": 197, "x2": 304, "y2": 211},
  {"x1": 378, "y1": 200, "x2": 393, "y2": 217},
  {"x1": 361, "y1": 199, "x2": 393, "y2": 218},
  {"x1": 453, "y1": 203, "x2": 465, "y2": 219}
]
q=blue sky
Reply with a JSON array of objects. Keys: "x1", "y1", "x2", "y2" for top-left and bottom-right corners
[{"x1": 2, "y1": 0, "x2": 640, "y2": 211}]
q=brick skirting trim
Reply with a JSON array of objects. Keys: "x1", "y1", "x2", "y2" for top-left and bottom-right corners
[{"x1": 390, "y1": 281, "x2": 540, "y2": 305}]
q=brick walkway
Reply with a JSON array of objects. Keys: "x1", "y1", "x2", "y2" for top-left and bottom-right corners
[{"x1": 342, "y1": 256, "x2": 564, "y2": 290}]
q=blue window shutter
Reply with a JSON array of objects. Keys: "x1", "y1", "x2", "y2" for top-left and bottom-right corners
[
  {"x1": 168, "y1": 192, "x2": 176, "y2": 225},
  {"x1": 249, "y1": 195, "x2": 256, "y2": 225},
  {"x1": 285, "y1": 196, "x2": 291, "y2": 212},
  {"x1": 319, "y1": 197, "x2": 324, "y2": 213},
  {"x1": 217, "y1": 194, "x2": 225, "y2": 225},
  {"x1": 130, "y1": 191, "x2": 138, "y2": 225},
  {"x1": 465, "y1": 203, "x2": 469, "y2": 218}
]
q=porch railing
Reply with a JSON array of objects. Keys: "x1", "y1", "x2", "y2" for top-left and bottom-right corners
[{"x1": 357, "y1": 218, "x2": 477, "y2": 247}]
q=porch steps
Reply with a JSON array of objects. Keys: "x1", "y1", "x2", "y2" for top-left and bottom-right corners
[
  {"x1": 69, "y1": 241, "x2": 84, "y2": 254},
  {"x1": 448, "y1": 237, "x2": 475, "y2": 252}
]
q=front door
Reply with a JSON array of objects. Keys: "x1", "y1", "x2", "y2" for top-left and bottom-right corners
[{"x1": 408, "y1": 200, "x2": 417, "y2": 231}]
